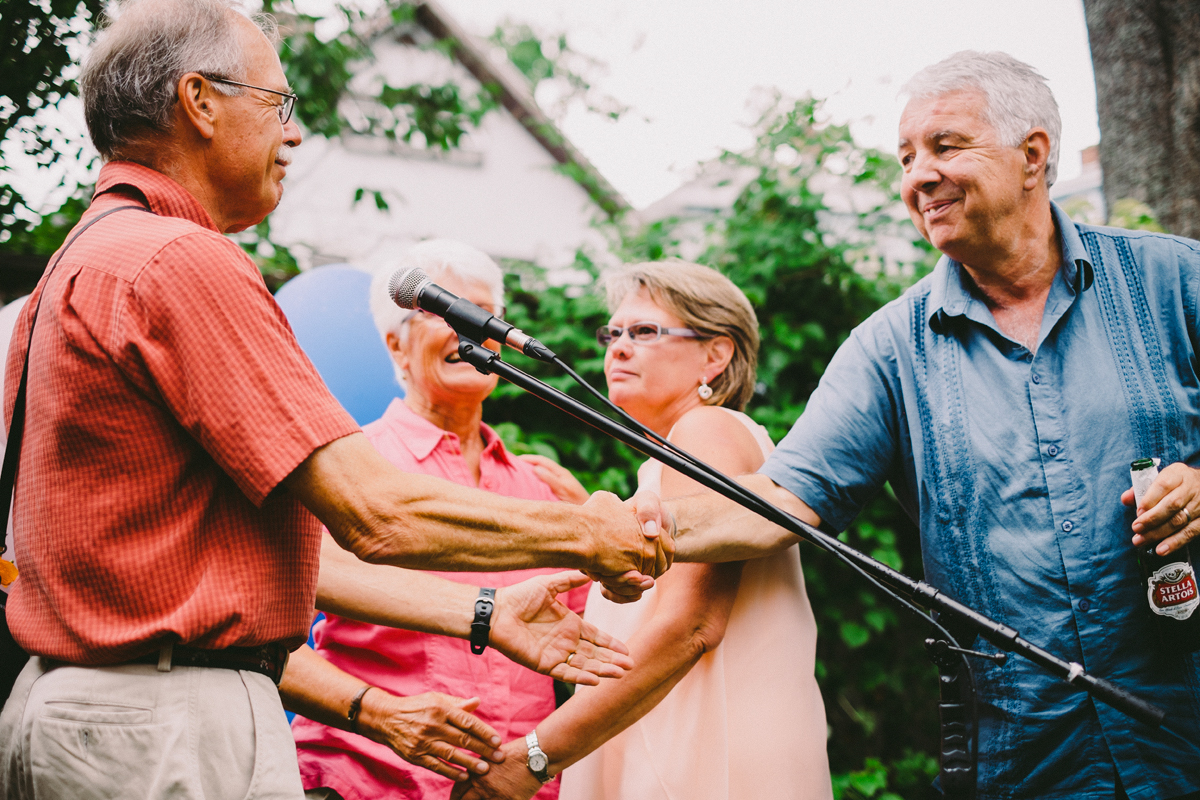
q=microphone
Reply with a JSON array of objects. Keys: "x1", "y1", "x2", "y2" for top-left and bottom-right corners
[{"x1": 388, "y1": 268, "x2": 556, "y2": 362}]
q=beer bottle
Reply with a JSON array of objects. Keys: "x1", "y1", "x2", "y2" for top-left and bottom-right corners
[{"x1": 1130, "y1": 458, "x2": 1200, "y2": 654}]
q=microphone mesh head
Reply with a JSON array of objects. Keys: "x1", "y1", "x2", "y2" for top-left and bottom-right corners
[{"x1": 388, "y1": 267, "x2": 428, "y2": 310}]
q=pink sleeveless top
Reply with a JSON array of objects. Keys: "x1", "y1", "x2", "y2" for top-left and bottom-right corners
[{"x1": 560, "y1": 409, "x2": 832, "y2": 800}]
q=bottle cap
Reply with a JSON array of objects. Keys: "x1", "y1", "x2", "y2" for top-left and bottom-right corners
[{"x1": 1131, "y1": 457, "x2": 1157, "y2": 471}]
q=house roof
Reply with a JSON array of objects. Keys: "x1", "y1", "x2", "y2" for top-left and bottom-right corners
[{"x1": 365, "y1": 0, "x2": 630, "y2": 218}]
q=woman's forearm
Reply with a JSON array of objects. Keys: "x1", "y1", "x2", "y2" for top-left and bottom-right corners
[
  {"x1": 279, "y1": 643, "x2": 375, "y2": 729},
  {"x1": 538, "y1": 636, "x2": 702, "y2": 773},
  {"x1": 533, "y1": 562, "x2": 744, "y2": 774},
  {"x1": 316, "y1": 533, "x2": 476, "y2": 635}
]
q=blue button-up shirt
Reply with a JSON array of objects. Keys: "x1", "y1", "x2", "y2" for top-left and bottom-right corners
[{"x1": 762, "y1": 204, "x2": 1200, "y2": 799}]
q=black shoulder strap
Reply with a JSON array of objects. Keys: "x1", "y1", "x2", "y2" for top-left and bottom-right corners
[{"x1": 0, "y1": 205, "x2": 151, "y2": 557}]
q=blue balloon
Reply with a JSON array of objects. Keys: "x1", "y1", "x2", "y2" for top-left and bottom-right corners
[
  {"x1": 275, "y1": 265, "x2": 401, "y2": 722},
  {"x1": 275, "y1": 264, "x2": 402, "y2": 425}
]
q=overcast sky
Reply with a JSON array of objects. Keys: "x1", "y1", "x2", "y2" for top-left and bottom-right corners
[
  {"x1": 9, "y1": 0, "x2": 1099, "y2": 214},
  {"x1": 439, "y1": 0, "x2": 1101, "y2": 209}
]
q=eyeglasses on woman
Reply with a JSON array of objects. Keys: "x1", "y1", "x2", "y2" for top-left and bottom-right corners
[{"x1": 596, "y1": 322, "x2": 701, "y2": 346}]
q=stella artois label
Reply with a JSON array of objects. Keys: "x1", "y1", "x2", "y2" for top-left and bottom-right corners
[{"x1": 1147, "y1": 562, "x2": 1200, "y2": 620}]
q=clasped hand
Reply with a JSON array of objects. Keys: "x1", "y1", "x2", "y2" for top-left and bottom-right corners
[
  {"x1": 579, "y1": 489, "x2": 675, "y2": 603},
  {"x1": 1124, "y1": 461, "x2": 1200, "y2": 555}
]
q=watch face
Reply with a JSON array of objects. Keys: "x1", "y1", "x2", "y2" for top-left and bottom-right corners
[{"x1": 528, "y1": 752, "x2": 548, "y2": 773}]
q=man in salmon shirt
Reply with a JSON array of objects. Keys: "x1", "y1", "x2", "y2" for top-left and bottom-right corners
[{"x1": 0, "y1": 1, "x2": 670, "y2": 798}]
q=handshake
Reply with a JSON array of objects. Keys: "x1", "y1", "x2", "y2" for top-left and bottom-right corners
[{"x1": 571, "y1": 488, "x2": 676, "y2": 603}]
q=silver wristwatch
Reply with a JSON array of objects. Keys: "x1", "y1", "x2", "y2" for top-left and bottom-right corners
[{"x1": 525, "y1": 730, "x2": 552, "y2": 783}]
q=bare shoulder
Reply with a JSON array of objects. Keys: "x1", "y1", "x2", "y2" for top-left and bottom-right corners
[{"x1": 667, "y1": 406, "x2": 765, "y2": 475}]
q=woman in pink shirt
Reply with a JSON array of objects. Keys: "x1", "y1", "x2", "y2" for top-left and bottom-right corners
[{"x1": 289, "y1": 240, "x2": 604, "y2": 800}]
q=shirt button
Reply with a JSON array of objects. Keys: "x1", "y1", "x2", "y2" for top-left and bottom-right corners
[
  {"x1": 1062, "y1": 520, "x2": 1074, "y2": 532},
  {"x1": 1078, "y1": 598, "x2": 1091, "y2": 612},
  {"x1": 1031, "y1": 373, "x2": 1041, "y2": 384},
  {"x1": 1047, "y1": 445, "x2": 1059, "y2": 457}
]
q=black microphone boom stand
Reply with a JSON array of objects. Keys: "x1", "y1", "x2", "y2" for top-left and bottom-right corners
[{"x1": 456, "y1": 336, "x2": 1167, "y2": 798}]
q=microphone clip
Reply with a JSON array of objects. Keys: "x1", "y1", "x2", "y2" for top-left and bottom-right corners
[
  {"x1": 457, "y1": 336, "x2": 501, "y2": 377},
  {"x1": 925, "y1": 638, "x2": 1008, "y2": 666}
]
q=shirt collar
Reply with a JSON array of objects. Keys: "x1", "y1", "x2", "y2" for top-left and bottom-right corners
[
  {"x1": 382, "y1": 398, "x2": 513, "y2": 465},
  {"x1": 926, "y1": 201, "x2": 1095, "y2": 331},
  {"x1": 93, "y1": 161, "x2": 221, "y2": 232}
]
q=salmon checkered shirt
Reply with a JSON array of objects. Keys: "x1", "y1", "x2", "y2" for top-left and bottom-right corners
[{"x1": 3, "y1": 162, "x2": 360, "y2": 663}]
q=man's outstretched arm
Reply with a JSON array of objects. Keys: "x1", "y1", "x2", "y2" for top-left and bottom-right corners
[
  {"x1": 316, "y1": 533, "x2": 635, "y2": 684},
  {"x1": 284, "y1": 433, "x2": 672, "y2": 592},
  {"x1": 667, "y1": 472, "x2": 821, "y2": 563}
]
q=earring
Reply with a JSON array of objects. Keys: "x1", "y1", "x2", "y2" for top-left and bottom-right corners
[{"x1": 697, "y1": 376, "x2": 713, "y2": 400}]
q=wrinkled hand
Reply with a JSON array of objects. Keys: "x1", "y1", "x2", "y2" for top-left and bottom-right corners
[
  {"x1": 492, "y1": 571, "x2": 634, "y2": 685},
  {"x1": 449, "y1": 739, "x2": 543, "y2": 800},
  {"x1": 1124, "y1": 461, "x2": 1200, "y2": 555},
  {"x1": 361, "y1": 691, "x2": 503, "y2": 782},
  {"x1": 518, "y1": 454, "x2": 590, "y2": 505},
  {"x1": 579, "y1": 490, "x2": 675, "y2": 604}
]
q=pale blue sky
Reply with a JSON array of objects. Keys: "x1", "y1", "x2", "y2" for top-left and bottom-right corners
[
  {"x1": 442, "y1": 0, "x2": 1101, "y2": 209},
  {"x1": 8, "y1": 0, "x2": 1099, "y2": 213}
]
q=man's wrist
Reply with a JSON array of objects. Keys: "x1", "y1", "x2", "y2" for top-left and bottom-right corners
[
  {"x1": 346, "y1": 684, "x2": 372, "y2": 733},
  {"x1": 352, "y1": 684, "x2": 392, "y2": 741}
]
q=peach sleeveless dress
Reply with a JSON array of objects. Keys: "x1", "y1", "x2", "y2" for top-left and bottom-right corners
[{"x1": 559, "y1": 409, "x2": 832, "y2": 800}]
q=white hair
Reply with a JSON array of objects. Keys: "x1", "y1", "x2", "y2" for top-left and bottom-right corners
[
  {"x1": 901, "y1": 51, "x2": 1062, "y2": 186},
  {"x1": 81, "y1": 0, "x2": 276, "y2": 160},
  {"x1": 368, "y1": 239, "x2": 506, "y2": 390}
]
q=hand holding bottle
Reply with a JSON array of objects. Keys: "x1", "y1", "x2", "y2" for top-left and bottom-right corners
[
  {"x1": 1125, "y1": 457, "x2": 1200, "y2": 654},
  {"x1": 1123, "y1": 460, "x2": 1200, "y2": 555}
]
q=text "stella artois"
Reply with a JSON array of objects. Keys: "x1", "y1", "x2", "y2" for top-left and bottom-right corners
[{"x1": 1148, "y1": 562, "x2": 1200, "y2": 620}]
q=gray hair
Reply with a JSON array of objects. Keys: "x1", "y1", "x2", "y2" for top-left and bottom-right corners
[
  {"x1": 368, "y1": 239, "x2": 506, "y2": 390},
  {"x1": 81, "y1": 0, "x2": 276, "y2": 160},
  {"x1": 901, "y1": 51, "x2": 1062, "y2": 186}
]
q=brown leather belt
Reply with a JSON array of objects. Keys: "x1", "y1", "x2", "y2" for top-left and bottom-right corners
[{"x1": 128, "y1": 641, "x2": 291, "y2": 685}]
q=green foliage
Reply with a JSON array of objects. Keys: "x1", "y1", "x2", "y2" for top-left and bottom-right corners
[
  {"x1": 233, "y1": 218, "x2": 301, "y2": 293},
  {"x1": 832, "y1": 752, "x2": 939, "y2": 800},
  {"x1": 375, "y1": 81, "x2": 495, "y2": 150},
  {"x1": 1107, "y1": 197, "x2": 1167, "y2": 232},
  {"x1": 491, "y1": 23, "x2": 560, "y2": 86},
  {"x1": 0, "y1": 185, "x2": 89, "y2": 255},
  {"x1": 692, "y1": 96, "x2": 931, "y2": 439},
  {"x1": 267, "y1": 0, "x2": 498, "y2": 151},
  {"x1": 0, "y1": 0, "x2": 104, "y2": 247},
  {"x1": 270, "y1": 4, "x2": 369, "y2": 139},
  {"x1": 489, "y1": 21, "x2": 628, "y2": 121}
]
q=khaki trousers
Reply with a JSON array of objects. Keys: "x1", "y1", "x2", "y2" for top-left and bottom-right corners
[{"x1": 0, "y1": 657, "x2": 305, "y2": 800}]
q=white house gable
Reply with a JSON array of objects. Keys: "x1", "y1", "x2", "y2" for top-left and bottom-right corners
[{"x1": 269, "y1": 8, "x2": 620, "y2": 274}]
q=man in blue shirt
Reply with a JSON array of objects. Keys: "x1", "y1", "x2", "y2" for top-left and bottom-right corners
[{"x1": 670, "y1": 51, "x2": 1200, "y2": 798}]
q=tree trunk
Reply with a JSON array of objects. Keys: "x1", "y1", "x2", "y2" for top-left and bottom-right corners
[{"x1": 1082, "y1": 0, "x2": 1200, "y2": 239}]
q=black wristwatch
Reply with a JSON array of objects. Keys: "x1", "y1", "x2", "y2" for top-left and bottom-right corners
[
  {"x1": 525, "y1": 730, "x2": 552, "y2": 783},
  {"x1": 470, "y1": 587, "x2": 496, "y2": 655}
]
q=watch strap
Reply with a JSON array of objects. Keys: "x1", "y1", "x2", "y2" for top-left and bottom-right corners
[
  {"x1": 470, "y1": 587, "x2": 496, "y2": 654},
  {"x1": 525, "y1": 730, "x2": 552, "y2": 783}
]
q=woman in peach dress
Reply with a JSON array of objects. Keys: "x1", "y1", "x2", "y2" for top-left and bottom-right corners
[{"x1": 452, "y1": 260, "x2": 832, "y2": 800}]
